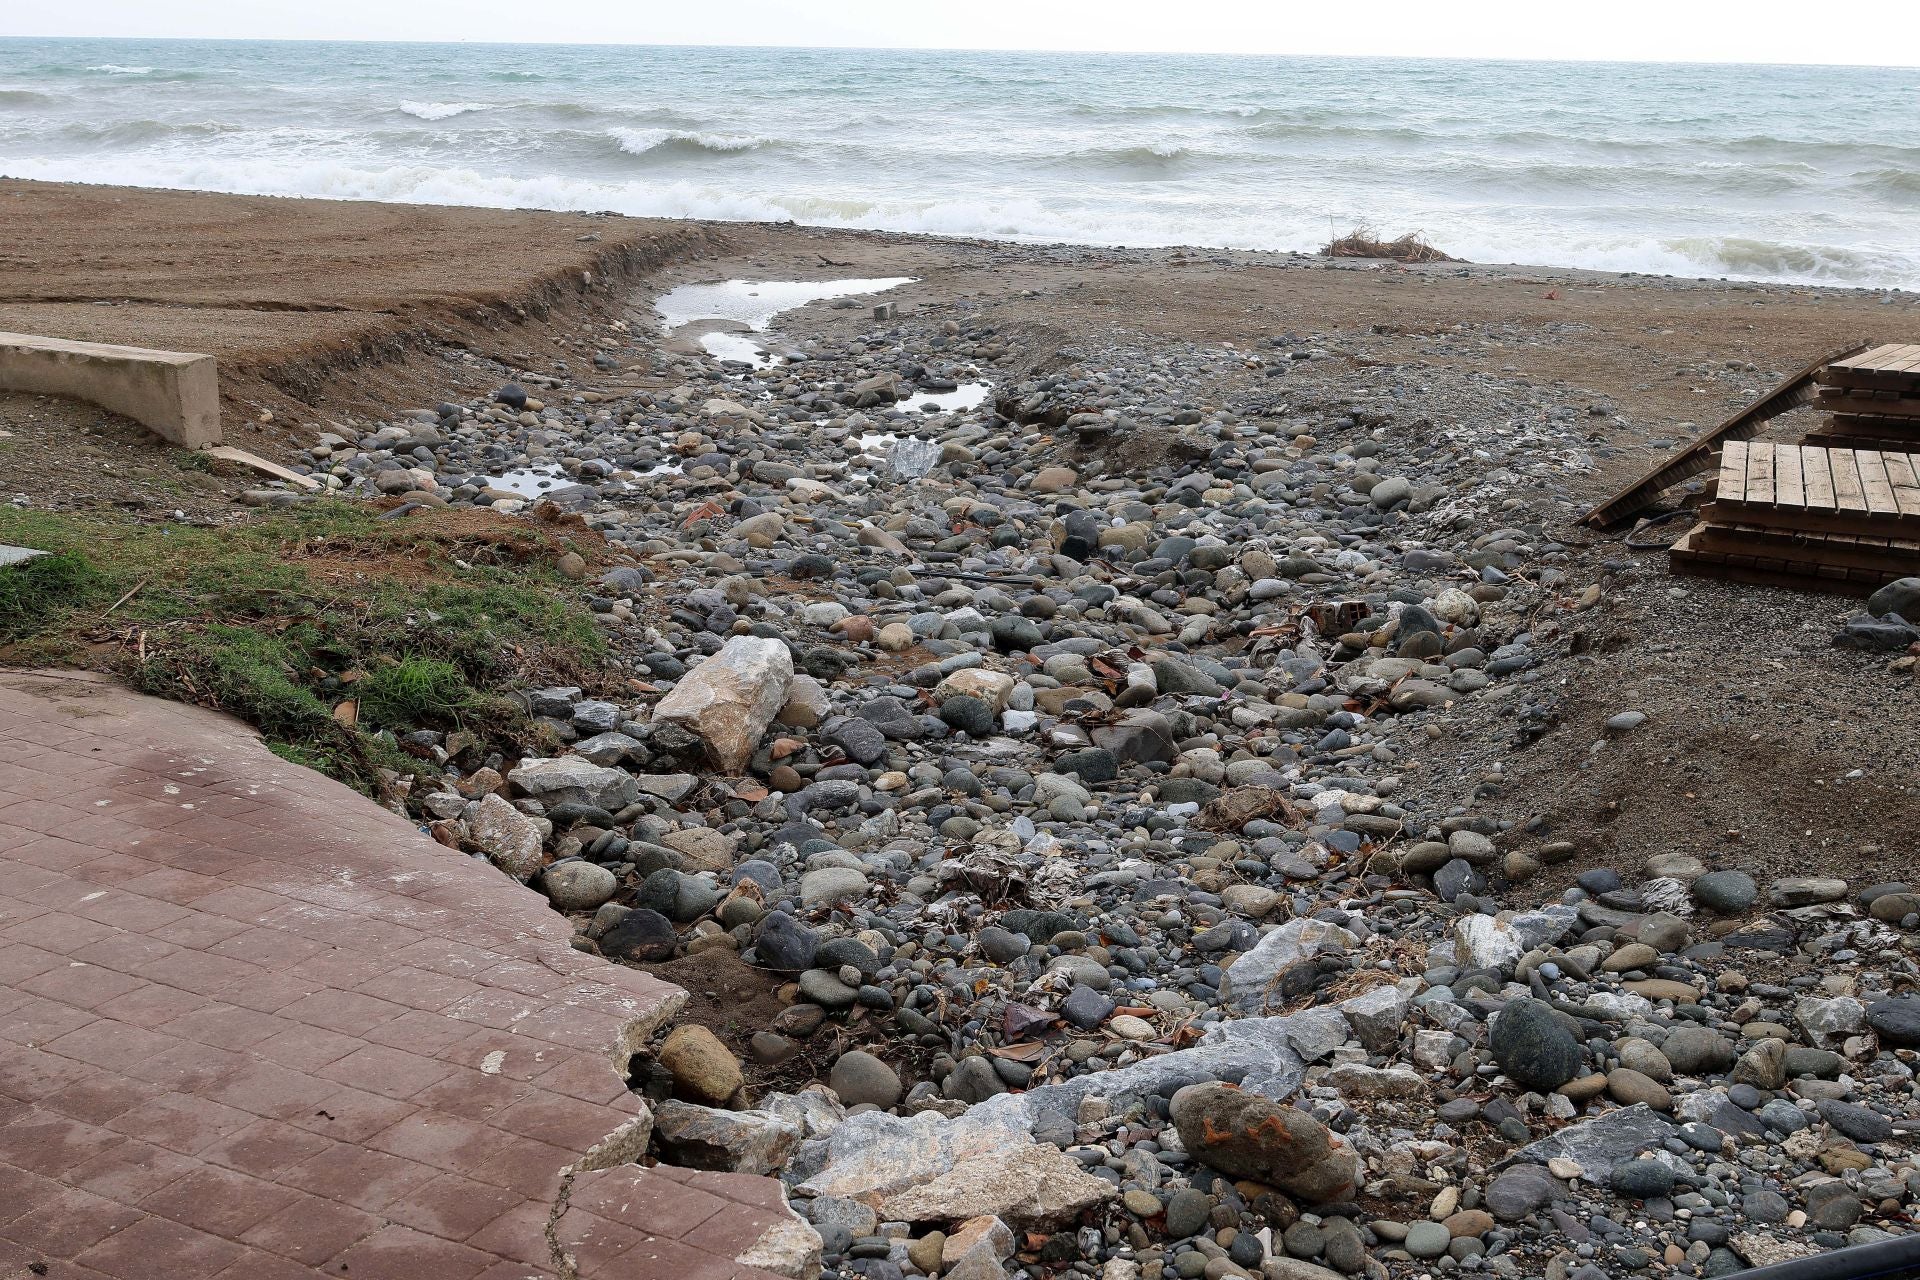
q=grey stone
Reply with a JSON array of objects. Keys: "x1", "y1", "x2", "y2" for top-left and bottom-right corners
[
  {"x1": 1509, "y1": 1105, "x2": 1676, "y2": 1183},
  {"x1": 1491, "y1": 998, "x2": 1582, "y2": 1093},
  {"x1": 540, "y1": 860, "x2": 617, "y2": 911}
]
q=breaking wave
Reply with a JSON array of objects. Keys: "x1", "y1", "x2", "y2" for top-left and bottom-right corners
[
  {"x1": 4, "y1": 40, "x2": 1918, "y2": 289},
  {"x1": 397, "y1": 100, "x2": 493, "y2": 121},
  {"x1": 604, "y1": 127, "x2": 774, "y2": 158}
]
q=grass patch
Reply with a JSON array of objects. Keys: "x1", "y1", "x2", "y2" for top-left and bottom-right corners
[
  {"x1": 0, "y1": 552, "x2": 105, "y2": 643},
  {"x1": 0, "y1": 502, "x2": 608, "y2": 792},
  {"x1": 357, "y1": 658, "x2": 477, "y2": 729},
  {"x1": 1322, "y1": 226, "x2": 1459, "y2": 264}
]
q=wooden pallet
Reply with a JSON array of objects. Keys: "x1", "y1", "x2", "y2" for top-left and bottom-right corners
[
  {"x1": 1582, "y1": 339, "x2": 1868, "y2": 529},
  {"x1": 1813, "y1": 412, "x2": 1920, "y2": 438},
  {"x1": 1815, "y1": 342, "x2": 1920, "y2": 391},
  {"x1": 1671, "y1": 528, "x2": 1887, "y2": 596},
  {"x1": 1803, "y1": 424, "x2": 1920, "y2": 454},
  {"x1": 1816, "y1": 388, "x2": 1920, "y2": 418},
  {"x1": 1702, "y1": 440, "x2": 1920, "y2": 537},
  {"x1": 1690, "y1": 522, "x2": 1920, "y2": 574}
]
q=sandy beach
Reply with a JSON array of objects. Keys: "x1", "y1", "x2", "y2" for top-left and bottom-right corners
[{"x1": 4, "y1": 175, "x2": 1920, "y2": 1279}]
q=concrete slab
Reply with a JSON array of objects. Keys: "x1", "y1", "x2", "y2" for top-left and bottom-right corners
[
  {"x1": 0, "y1": 545, "x2": 48, "y2": 568},
  {"x1": 0, "y1": 331, "x2": 220, "y2": 447}
]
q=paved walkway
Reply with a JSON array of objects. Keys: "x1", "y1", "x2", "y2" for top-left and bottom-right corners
[{"x1": 0, "y1": 670, "x2": 806, "y2": 1280}]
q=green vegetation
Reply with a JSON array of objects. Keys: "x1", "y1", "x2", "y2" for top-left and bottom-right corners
[
  {"x1": 0, "y1": 551, "x2": 104, "y2": 643},
  {"x1": 0, "y1": 503, "x2": 607, "y2": 792}
]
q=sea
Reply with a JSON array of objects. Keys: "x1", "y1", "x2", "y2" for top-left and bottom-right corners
[{"x1": 3, "y1": 38, "x2": 1919, "y2": 289}]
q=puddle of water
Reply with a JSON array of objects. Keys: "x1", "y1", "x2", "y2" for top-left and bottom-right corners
[
  {"x1": 636, "y1": 461, "x2": 685, "y2": 478},
  {"x1": 900, "y1": 382, "x2": 990, "y2": 412},
  {"x1": 478, "y1": 465, "x2": 565, "y2": 497},
  {"x1": 656, "y1": 277, "x2": 913, "y2": 332},
  {"x1": 657, "y1": 276, "x2": 915, "y2": 370},
  {"x1": 699, "y1": 331, "x2": 768, "y2": 365}
]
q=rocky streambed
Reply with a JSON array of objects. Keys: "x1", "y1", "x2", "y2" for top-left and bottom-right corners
[{"x1": 260, "y1": 265, "x2": 1920, "y2": 1280}]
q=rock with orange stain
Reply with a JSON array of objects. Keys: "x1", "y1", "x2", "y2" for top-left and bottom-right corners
[{"x1": 1169, "y1": 1082, "x2": 1358, "y2": 1205}]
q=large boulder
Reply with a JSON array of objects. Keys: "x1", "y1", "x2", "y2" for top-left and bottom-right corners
[
  {"x1": 1491, "y1": 998, "x2": 1582, "y2": 1092},
  {"x1": 651, "y1": 1099, "x2": 801, "y2": 1175},
  {"x1": 1868, "y1": 576, "x2": 1920, "y2": 619},
  {"x1": 1169, "y1": 1082, "x2": 1358, "y2": 1205},
  {"x1": 653, "y1": 636, "x2": 795, "y2": 773}
]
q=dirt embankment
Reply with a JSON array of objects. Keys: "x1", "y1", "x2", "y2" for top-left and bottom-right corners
[{"x1": 0, "y1": 180, "x2": 727, "y2": 454}]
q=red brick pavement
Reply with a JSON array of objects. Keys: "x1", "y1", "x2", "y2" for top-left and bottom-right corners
[{"x1": 0, "y1": 671, "x2": 806, "y2": 1280}]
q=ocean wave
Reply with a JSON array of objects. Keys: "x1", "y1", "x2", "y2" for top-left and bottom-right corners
[
  {"x1": 1036, "y1": 142, "x2": 1199, "y2": 177},
  {"x1": 1657, "y1": 235, "x2": 1879, "y2": 281},
  {"x1": 56, "y1": 119, "x2": 242, "y2": 146},
  {"x1": 604, "y1": 127, "x2": 773, "y2": 158},
  {"x1": 4, "y1": 134, "x2": 1915, "y2": 291},
  {"x1": 397, "y1": 100, "x2": 494, "y2": 121},
  {"x1": 86, "y1": 64, "x2": 153, "y2": 75},
  {"x1": 1850, "y1": 166, "x2": 1920, "y2": 202},
  {"x1": 0, "y1": 89, "x2": 54, "y2": 105}
]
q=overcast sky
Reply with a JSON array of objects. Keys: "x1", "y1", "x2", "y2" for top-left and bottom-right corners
[{"x1": 8, "y1": 0, "x2": 1919, "y2": 65}]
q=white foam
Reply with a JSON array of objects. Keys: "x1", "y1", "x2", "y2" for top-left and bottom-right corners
[
  {"x1": 606, "y1": 127, "x2": 770, "y2": 156},
  {"x1": 85, "y1": 64, "x2": 152, "y2": 75},
  {"x1": 397, "y1": 101, "x2": 493, "y2": 121}
]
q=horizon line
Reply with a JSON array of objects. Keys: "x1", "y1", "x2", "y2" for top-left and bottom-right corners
[{"x1": 1, "y1": 33, "x2": 1916, "y2": 72}]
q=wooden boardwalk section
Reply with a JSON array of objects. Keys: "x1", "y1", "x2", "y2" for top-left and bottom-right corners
[
  {"x1": 1631, "y1": 343, "x2": 1920, "y2": 596},
  {"x1": 1674, "y1": 440, "x2": 1920, "y2": 593}
]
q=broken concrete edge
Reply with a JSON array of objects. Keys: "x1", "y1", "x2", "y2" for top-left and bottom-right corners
[
  {"x1": 0, "y1": 545, "x2": 49, "y2": 568},
  {"x1": 0, "y1": 330, "x2": 221, "y2": 447},
  {"x1": 547, "y1": 933, "x2": 827, "y2": 1278}
]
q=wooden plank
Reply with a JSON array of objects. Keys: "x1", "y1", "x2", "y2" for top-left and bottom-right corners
[
  {"x1": 1721, "y1": 439, "x2": 1749, "y2": 505},
  {"x1": 1858, "y1": 451, "x2": 1900, "y2": 517},
  {"x1": 1817, "y1": 391, "x2": 1920, "y2": 418},
  {"x1": 1774, "y1": 442, "x2": 1805, "y2": 510},
  {"x1": 1885, "y1": 453, "x2": 1920, "y2": 518},
  {"x1": 1670, "y1": 530, "x2": 1880, "y2": 597},
  {"x1": 1831, "y1": 449, "x2": 1868, "y2": 513},
  {"x1": 1744, "y1": 441, "x2": 1775, "y2": 506},
  {"x1": 1584, "y1": 339, "x2": 1869, "y2": 528},
  {"x1": 1693, "y1": 523, "x2": 1920, "y2": 574},
  {"x1": 1803, "y1": 446, "x2": 1836, "y2": 510}
]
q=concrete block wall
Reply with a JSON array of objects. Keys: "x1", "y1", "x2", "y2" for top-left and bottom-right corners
[{"x1": 0, "y1": 331, "x2": 221, "y2": 447}]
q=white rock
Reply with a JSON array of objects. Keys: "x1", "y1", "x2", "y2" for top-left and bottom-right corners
[
  {"x1": 468, "y1": 792, "x2": 544, "y2": 880},
  {"x1": 1221, "y1": 918, "x2": 1358, "y2": 1014},
  {"x1": 1325, "y1": 1063, "x2": 1425, "y2": 1099},
  {"x1": 653, "y1": 635, "x2": 796, "y2": 774},
  {"x1": 879, "y1": 1142, "x2": 1115, "y2": 1227}
]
